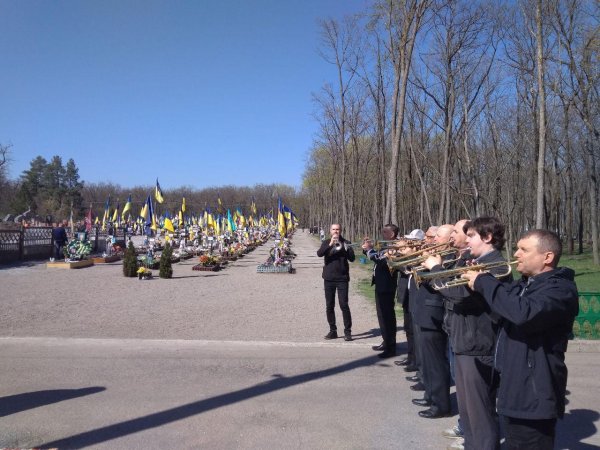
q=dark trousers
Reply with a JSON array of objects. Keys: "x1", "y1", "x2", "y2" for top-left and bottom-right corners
[
  {"x1": 54, "y1": 242, "x2": 64, "y2": 259},
  {"x1": 420, "y1": 328, "x2": 450, "y2": 413},
  {"x1": 404, "y1": 308, "x2": 414, "y2": 363},
  {"x1": 501, "y1": 416, "x2": 556, "y2": 450},
  {"x1": 324, "y1": 280, "x2": 351, "y2": 334},
  {"x1": 412, "y1": 314, "x2": 426, "y2": 390},
  {"x1": 455, "y1": 354, "x2": 499, "y2": 450},
  {"x1": 375, "y1": 290, "x2": 396, "y2": 350}
]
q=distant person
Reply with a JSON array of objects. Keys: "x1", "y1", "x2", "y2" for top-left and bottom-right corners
[
  {"x1": 52, "y1": 222, "x2": 68, "y2": 259},
  {"x1": 319, "y1": 228, "x2": 325, "y2": 241},
  {"x1": 317, "y1": 223, "x2": 355, "y2": 341}
]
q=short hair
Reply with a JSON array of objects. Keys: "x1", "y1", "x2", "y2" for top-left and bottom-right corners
[
  {"x1": 384, "y1": 223, "x2": 399, "y2": 239},
  {"x1": 463, "y1": 217, "x2": 505, "y2": 250},
  {"x1": 521, "y1": 229, "x2": 562, "y2": 267}
]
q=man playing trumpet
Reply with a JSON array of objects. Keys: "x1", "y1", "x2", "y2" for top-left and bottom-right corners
[
  {"x1": 461, "y1": 229, "x2": 578, "y2": 450},
  {"x1": 422, "y1": 217, "x2": 512, "y2": 448},
  {"x1": 317, "y1": 223, "x2": 355, "y2": 341},
  {"x1": 362, "y1": 224, "x2": 400, "y2": 358}
]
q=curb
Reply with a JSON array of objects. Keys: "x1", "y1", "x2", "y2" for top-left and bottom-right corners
[{"x1": 568, "y1": 339, "x2": 600, "y2": 352}]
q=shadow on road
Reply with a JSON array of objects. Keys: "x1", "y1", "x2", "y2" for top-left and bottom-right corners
[
  {"x1": 555, "y1": 408, "x2": 599, "y2": 450},
  {"x1": 0, "y1": 387, "x2": 106, "y2": 417},
  {"x1": 40, "y1": 355, "x2": 380, "y2": 448}
]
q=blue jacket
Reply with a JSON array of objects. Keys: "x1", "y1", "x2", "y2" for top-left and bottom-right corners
[{"x1": 474, "y1": 268, "x2": 579, "y2": 419}]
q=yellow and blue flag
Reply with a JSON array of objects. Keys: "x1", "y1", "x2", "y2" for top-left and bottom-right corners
[{"x1": 155, "y1": 179, "x2": 164, "y2": 204}]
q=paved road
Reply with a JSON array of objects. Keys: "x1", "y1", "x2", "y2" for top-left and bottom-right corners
[{"x1": 0, "y1": 231, "x2": 598, "y2": 449}]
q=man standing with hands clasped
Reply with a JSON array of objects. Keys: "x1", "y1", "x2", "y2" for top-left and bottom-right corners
[
  {"x1": 462, "y1": 229, "x2": 579, "y2": 450},
  {"x1": 317, "y1": 224, "x2": 355, "y2": 341}
]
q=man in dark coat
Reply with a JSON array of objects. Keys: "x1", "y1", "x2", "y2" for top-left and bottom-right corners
[
  {"x1": 425, "y1": 217, "x2": 512, "y2": 449},
  {"x1": 317, "y1": 223, "x2": 355, "y2": 341},
  {"x1": 52, "y1": 221, "x2": 68, "y2": 259},
  {"x1": 463, "y1": 229, "x2": 579, "y2": 450},
  {"x1": 362, "y1": 223, "x2": 400, "y2": 358}
]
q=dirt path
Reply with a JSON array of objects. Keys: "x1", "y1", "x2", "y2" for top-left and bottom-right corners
[{"x1": 0, "y1": 231, "x2": 383, "y2": 345}]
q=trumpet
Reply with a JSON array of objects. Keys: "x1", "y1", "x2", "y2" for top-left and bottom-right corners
[
  {"x1": 330, "y1": 237, "x2": 362, "y2": 253},
  {"x1": 413, "y1": 260, "x2": 517, "y2": 290},
  {"x1": 375, "y1": 239, "x2": 424, "y2": 251},
  {"x1": 387, "y1": 241, "x2": 453, "y2": 265},
  {"x1": 399, "y1": 248, "x2": 461, "y2": 275}
]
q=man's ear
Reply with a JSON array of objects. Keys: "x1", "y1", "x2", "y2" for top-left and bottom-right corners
[
  {"x1": 544, "y1": 251, "x2": 556, "y2": 267},
  {"x1": 481, "y1": 233, "x2": 493, "y2": 244}
]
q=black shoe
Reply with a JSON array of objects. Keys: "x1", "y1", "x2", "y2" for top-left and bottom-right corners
[
  {"x1": 410, "y1": 382, "x2": 425, "y2": 391},
  {"x1": 412, "y1": 398, "x2": 432, "y2": 407},
  {"x1": 406, "y1": 375, "x2": 420, "y2": 382},
  {"x1": 404, "y1": 364, "x2": 418, "y2": 372},
  {"x1": 394, "y1": 358, "x2": 411, "y2": 366},
  {"x1": 344, "y1": 334, "x2": 353, "y2": 341},
  {"x1": 378, "y1": 350, "x2": 397, "y2": 359},
  {"x1": 372, "y1": 343, "x2": 385, "y2": 351},
  {"x1": 324, "y1": 330, "x2": 338, "y2": 340},
  {"x1": 418, "y1": 408, "x2": 450, "y2": 419}
]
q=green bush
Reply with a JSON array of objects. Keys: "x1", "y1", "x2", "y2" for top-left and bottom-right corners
[
  {"x1": 122, "y1": 240, "x2": 139, "y2": 277},
  {"x1": 159, "y1": 242, "x2": 173, "y2": 279}
]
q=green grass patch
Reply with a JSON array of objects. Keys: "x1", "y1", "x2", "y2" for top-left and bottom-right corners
[
  {"x1": 351, "y1": 259, "x2": 403, "y2": 314},
  {"x1": 558, "y1": 252, "x2": 600, "y2": 293}
]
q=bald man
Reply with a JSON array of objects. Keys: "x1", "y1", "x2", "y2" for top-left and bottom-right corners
[{"x1": 412, "y1": 224, "x2": 454, "y2": 419}]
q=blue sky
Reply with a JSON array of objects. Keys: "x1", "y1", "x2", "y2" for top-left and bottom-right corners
[{"x1": 0, "y1": 0, "x2": 368, "y2": 190}]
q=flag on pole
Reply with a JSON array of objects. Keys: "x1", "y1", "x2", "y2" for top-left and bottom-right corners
[
  {"x1": 163, "y1": 217, "x2": 175, "y2": 233},
  {"x1": 121, "y1": 195, "x2": 132, "y2": 220},
  {"x1": 181, "y1": 197, "x2": 186, "y2": 213},
  {"x1": 154, "y1": 179, "x2": 164, "y2": 204}
]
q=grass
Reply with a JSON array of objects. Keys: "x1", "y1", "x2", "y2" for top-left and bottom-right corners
[{"x1": 558, "y1": 252, "x2": 600, "y2": 293}]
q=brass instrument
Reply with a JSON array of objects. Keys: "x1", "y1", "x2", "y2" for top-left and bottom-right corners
[
  {"x1": 374, "y1": 239, "x2": 424, "y2": 251},
  {"x1": 387, "y1": 241, "x2": 453, "y2": 265},
  {"x1": 399, "y1": 248, "x2": 460, "y2": 275},
  {"x1": 413, "y1": 260, "x2": 517, "y2": 290}
]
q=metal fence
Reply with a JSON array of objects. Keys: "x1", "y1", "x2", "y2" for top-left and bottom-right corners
[
  {"x1": 574, "y1": 292, "x2": 600, "y2": 340},
  {"x1": 0, "y1": 226, "x2": 128, "y2": 264}
]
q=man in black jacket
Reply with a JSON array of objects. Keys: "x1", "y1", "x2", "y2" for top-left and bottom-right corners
[
  {"x1": 413, "y1": 224, "x2": 454, "y2": 418},
  {"x1": 424, "y1": 217, "x2": 512, "y2": 449},
  {"x1": 362, "y1": 223, "x2": 400, "y2": 358},
  {"x1": 463, "y1": 229, "x2": 579, "y2": 450},
  {"x1": 317, "y1": 224, "x2": 355, "y2": 341}
]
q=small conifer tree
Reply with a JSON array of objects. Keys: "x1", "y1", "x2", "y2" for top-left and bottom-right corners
[
  {"x1": 159, "y1": 242, "x2": 173, "y2": 279},
  {"x1": 122, "y1": 240, "x2": 139, "y2": 277}
]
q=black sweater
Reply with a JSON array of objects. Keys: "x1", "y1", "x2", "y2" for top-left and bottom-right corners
[{"x1": 317, "y1": 236, "x2": 355, "y2": 282}]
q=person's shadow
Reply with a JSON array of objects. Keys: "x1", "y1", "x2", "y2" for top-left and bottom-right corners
[
  {"x1": 0, "y1": 387, "x2": 105, "y2": 417},
  {"x1": 555, "y1": 409, "x2": 600, "y2": 449}
]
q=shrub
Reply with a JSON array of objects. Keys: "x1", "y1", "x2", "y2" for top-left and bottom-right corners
[
  {"x1": 122, "y1": 240, "x2": 139, "y2": 277},
  {"x1": 159, "y1": 242, "x2": 173, "y2": 279}
]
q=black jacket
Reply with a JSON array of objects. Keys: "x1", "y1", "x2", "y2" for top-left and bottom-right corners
[
  {"x1": 317, "y1": 236, "x2": 355, "y2": 282},
  {"x1": 52, "y1": 226, "x2": 68, "y2": 245},
  {"x1": 364, "y1": 248, "x2": 398, "y2": 293},
  {"x1": 435, "y1": 249, "x2": 512, "y2": 356},
  {"x1": 413, "y1": 253, "x2": 457, "y2": 331},
  {"x1": 474, "y1": 268, "x2": 579, "y2": 420}
]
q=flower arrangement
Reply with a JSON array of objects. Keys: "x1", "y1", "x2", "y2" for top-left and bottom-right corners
[
  {"x1": 137, "y1": 267, "x2": 153, "y2": 280},
  {"x1": 199, "y1": 254, "x2": 218, "y2": 266}
]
